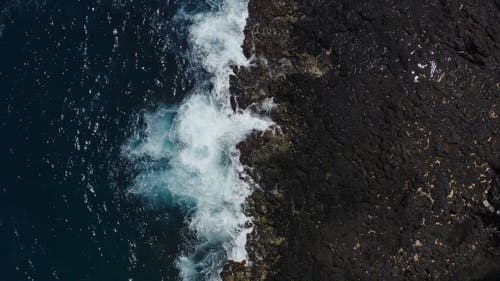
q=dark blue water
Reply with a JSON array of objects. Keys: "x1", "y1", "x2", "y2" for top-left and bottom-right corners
[{"x1": 0, "y1": 0, "x2": 196, "y2": 280}]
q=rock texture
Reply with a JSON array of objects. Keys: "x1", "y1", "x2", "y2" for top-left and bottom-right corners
[{"x1": 228, "y1": 0, "x2": 500, "y2": 280}]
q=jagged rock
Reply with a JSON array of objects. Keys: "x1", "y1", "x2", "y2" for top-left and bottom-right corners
[{"x1": 234, "y1": 0, "x2": 500, "y2": 280}]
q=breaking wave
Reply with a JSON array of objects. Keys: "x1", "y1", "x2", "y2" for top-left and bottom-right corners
[{"x1": 123, "y1": 0, "x2": 273, "y2": 280}]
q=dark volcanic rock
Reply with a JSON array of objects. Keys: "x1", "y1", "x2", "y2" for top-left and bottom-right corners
[{"x1": 233, "y1": 0, "x2": 500, "y2": 281}]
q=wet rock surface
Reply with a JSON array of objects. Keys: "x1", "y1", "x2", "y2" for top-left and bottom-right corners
[{"x1": 231, "y1": 0, "x2": 500, "y2": 280}]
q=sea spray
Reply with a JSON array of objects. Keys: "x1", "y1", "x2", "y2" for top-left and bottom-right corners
[{"x1": 123, "y1": 0, "x2": 273, "y2": 280}]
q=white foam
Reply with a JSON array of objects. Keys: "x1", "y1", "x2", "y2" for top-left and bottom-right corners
[{"x1": 123, "y1": 0, "x2": 273, "y2": 280}]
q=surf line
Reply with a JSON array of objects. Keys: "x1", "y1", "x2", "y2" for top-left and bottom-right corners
[{"x1": 123, "y1": 0, "x2": 274, "y2": 280}]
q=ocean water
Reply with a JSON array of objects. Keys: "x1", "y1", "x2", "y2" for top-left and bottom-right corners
[{"x1": 0, "y1": 0, "x2": 272, "y2": 280}]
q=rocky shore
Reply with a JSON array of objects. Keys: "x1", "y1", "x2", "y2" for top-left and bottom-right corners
[{"x1": 225, "y1": 1, "x2": 500, "y2": 280}]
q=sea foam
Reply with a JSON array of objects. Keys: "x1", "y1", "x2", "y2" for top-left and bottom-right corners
[{"x1": 123, "y1": 0, "x2": 273, "y2": 280}]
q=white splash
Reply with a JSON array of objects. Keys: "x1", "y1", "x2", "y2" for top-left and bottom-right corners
[{"x1": 123, "y1": 0, "x2": 273, "y2": 280}]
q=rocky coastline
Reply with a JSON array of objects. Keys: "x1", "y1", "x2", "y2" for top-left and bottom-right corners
[{"x1": 224, "y1": 1, "x2": 500, "y2": 280}]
